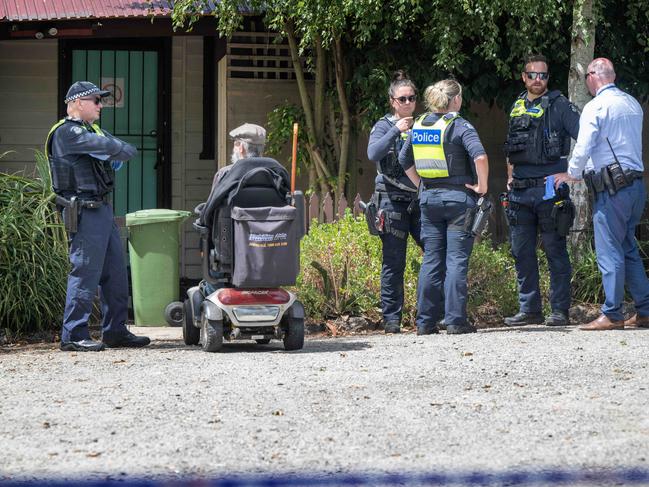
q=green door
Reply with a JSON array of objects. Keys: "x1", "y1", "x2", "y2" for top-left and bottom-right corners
[{"x1": 71, "y1": 49, "x2": 158, "y2": 216}]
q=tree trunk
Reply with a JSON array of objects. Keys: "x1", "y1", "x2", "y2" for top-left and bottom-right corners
[
  {"x1": 568, "y1": 0, "x2": 596, "y2": 248},
  {"x1": 333, "y1": 38, "x2": 351, "y2": 202},
  {"x1": 314, "y1": 38, "x2": 326, "y2": 145},
  {"x1": 285, "y1": 22, "x2": 331, "y2": 191}
]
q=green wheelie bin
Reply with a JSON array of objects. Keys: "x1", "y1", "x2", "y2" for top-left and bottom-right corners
[{"x1": 125, "y1": 209, "x2": 191, "y2": 326}]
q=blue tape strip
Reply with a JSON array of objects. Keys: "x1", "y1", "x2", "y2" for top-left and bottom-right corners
[{"x1": 2, "y1": 468, "x2": 649, "y2": 486}]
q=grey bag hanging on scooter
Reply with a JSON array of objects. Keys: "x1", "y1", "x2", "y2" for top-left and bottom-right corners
[{"x1": 231, "y1": 205, "x2": 299, "y2": 288}]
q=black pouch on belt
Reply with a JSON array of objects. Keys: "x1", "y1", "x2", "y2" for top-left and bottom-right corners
[
  {"x1": 56, "y1": 195, "x2": 79, "y2": 234},
  {"x1": 552, "y1": 199, "x2": 575, "y2": 237},
  {"x1": 606, "y1": 161, "x2": 630, "y2": 193},
  {"x1": 470, "y1": 197, "x2": 493, "y2": 237},
  {"x1": 363, "y1": 193, "x2": 381, "y2": 236}
]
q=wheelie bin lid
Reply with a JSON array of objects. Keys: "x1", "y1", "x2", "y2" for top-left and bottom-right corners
[{"x1": 125, "y1": 209, "x2": 192, "y2": 226}]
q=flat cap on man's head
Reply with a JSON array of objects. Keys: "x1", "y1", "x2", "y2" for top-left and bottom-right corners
[
  {"x1": 229, "y1": 123, "x2": 266, "y2": 145},
  {"x1": 64, "y1": 81, "x2": 111, "y2": 104}
]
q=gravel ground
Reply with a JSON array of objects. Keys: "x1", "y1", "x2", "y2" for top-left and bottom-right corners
[{"x1": 1, "y1": 325, "x2": 648, "y2": 482}]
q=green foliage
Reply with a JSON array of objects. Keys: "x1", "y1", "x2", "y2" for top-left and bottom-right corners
[
  {"x1": 296, "y1": 215, "x2": 587, "y2": 327},
  {"x1": 467, "y1": 240, "x2": 521, "y2": 323},
  {"x1": 265, "y1": 103, "x2": 310, "y2": 172},
  {"x1": 570, "y1": 238, "x2": 604, "y2": 304},
  {"x1": 296, "y1": 211, "x2": 421, "y2": 325},
  {"x1": 0, "y1": 156, "x2": 68, "y2": 336}
]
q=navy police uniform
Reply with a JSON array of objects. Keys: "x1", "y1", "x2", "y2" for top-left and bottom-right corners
[
  {"x1": 503, "y1": 90, "x2": 580, "y2": 324},
  {"x1": 399, "y1": 113, "x2": 486, "y2": 334},
  {"x1": 48, "y1": 81, "x2": 149, "y2": 351},
  {"x1": 367, "y1": 115, "x2": 422, "y2": 330}
]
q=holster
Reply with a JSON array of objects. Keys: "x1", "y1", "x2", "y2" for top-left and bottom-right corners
[
  {"x1": 55, "y1": 195, "x2": 79, "y2": 234},
  {"x1": 469, "y1": 197, "x2": 493, "y2": 237},
  {"x1": 551, "y1": 199, "x2": 575, "y2": 237},
  {"x1": 363, "y1": 193, "x2": 381, "y2": 236}
]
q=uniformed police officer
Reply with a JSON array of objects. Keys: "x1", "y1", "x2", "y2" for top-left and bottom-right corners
[
  {"x1": 399, "y1": 79, "x2": 489, "y2": 335},
  {"x1": 367, "y1": 71, "x2": 422, "y2": 334},
  {"x1": 503, "y1": 54, "x2": 580, "y2": 327},
  {"x1": 554, "y1": 58, "x2": 649, "y2": 330},
  {"x1": 47, "y1": 81, "x2": 150, "y2": 351}
]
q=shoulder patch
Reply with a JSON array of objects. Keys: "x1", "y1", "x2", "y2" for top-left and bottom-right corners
[
  {"x1": 569, "y1": 104, "x2": 580, "y2": 113},
  {"x1": 72, "y1": 126, "x2": 84, "y2": 135},
  {"x1": 462, "y1": 121, "x2": 475, "y2": 131}
]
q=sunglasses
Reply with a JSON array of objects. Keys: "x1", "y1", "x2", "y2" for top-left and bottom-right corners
[
  {"x1": 584, "y1": 71, "x2": 596, "y2": 80},
  {"x1": 79, "y1": 97, "x2": 103, "y2": 105},
  {"x1": 525, "y1": 71, "x2": 549, "y2": 81},
  {"x1": 393, "y1": 95, "x2": 417, "y2": 104}
]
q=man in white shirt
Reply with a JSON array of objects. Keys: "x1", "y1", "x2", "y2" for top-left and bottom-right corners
[{"x1": 554, "y1": 58, "x2": 649, "y2": 330}]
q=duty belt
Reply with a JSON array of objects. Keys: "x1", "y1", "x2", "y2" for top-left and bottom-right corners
[
  {"x1": 422, "y1": 182, "x2": 476, "y2": 198},
  {"x1": 55, "y1": 194, "x2": 110, "y2": 209},
  {"x1": 583, "y1": 166, "x2": 643, "y2": 204},
  {"x1": 510, "y1": 178, "x2": 546, "y2": 189}
]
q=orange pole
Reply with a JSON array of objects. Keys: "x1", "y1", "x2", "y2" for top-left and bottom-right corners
[{"x1": 291, "y1": 122, "x2": 299, "y2": 193}]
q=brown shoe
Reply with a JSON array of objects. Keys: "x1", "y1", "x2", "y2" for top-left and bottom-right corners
[
  {"x1": 624, "y1": 314, "x2": 649, "y2": 329},
  {"x1": 579, "y1": 314, "x2": 624, "y2": 331}
]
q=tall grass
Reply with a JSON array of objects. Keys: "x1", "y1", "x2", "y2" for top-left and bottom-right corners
[{"x1": 0, "y1": 152, "x2": 68, "y2": 336}]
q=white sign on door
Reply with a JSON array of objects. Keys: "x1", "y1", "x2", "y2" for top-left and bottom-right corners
[{"x1": 100, "y1": 77, "x2": 125, "y2": 108}]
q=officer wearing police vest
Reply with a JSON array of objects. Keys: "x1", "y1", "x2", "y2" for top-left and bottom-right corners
[
  {"x1": 47, "y1": 81, "x2": 150, "y2": 351},
  {"x1": 367, "y1": 71, "x2": 422, "y2": 334},
  {"x1": 399, "y1": 79, "x2": 489, "y2": 335},
  {"x1": 503, "y1": 54, "x2": 580, "y2": 328}
]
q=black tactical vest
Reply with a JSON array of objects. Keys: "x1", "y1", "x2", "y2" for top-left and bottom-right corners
[
  {"x1": 46, "y1": 119, "x2": 115, "y2": 196},
  {"x1": 504, "y1": 92, "x2": 571, "y2": 166}
]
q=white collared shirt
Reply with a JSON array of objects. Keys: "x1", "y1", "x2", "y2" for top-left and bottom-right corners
[{"x1": 567, "y1": 84, "x2": 644, "y2": 178}]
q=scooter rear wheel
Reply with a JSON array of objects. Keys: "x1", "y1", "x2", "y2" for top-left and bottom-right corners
[
  {"x1": 283, "y1": 316, "x2": 304, "y2": 351},
  {"x1": 201, "y1": 315, "x2": 224, "y2": 352},
  {"x1": 182, "y1": 299, "x2": 200, "y2": 346}
]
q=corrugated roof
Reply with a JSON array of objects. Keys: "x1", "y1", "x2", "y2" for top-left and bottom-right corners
[{"x1": 1, "y1": 0, "x2": 220, "y2": 22}]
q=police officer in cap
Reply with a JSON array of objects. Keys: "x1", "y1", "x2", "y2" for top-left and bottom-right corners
[
  {"x1": 367, "y1": 71, "x2": 422, "y2": 334},
  {"x1": 47, "y1": 81, "x2": 150, "y2": 351},
  {"x1": 503, "y1": 54, "x2": 580, "y2": 327},
  {"x1": 399, "y1": 79, "x2": 489, "y2": 335}
]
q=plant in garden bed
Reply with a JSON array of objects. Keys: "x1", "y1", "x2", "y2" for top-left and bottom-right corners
[
  {"x1": 296, "y1": 211, "x2": 421, "y2": 327},
  {"x1": 0, "y1": 152, "x2": 68, "y2": 337}
]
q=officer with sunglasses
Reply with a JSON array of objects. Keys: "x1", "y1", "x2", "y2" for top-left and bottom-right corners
[
  {"x1": 367, "y1": 71, "x2": 423, "y2": 334},
  {"x1": 46, "y1": 81, "x2": 150, "y2": 351},
  {"x1": 503, "y1": 54, "x2": 580, "y2": 328}
]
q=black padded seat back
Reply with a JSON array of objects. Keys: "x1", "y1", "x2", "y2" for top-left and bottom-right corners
[{"x1": 228, "y1": 167, "x2": 288, "y2": 208}]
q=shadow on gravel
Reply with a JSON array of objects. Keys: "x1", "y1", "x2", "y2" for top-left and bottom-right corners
[
  {"x1": 478, "y1": 325, "x2": 576, "y2": 333},
  {"x1": 149, "y1": 338, "x2": 373, "y2": 354}
]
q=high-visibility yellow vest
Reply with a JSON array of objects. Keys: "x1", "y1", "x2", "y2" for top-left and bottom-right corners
[
  {"x1": 509, "y1": 98, "x2": 545, "y2": 118},
  {"x1": 411, "y1": 112, "x2": 459, "y2": 179}
]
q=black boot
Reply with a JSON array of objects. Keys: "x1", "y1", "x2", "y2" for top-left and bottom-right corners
[
  {"x1": 446, "y1": 324, "x2": 477, "y2": 334},
  {"x1": 60, "y1": 339, "x2": 105, "y2": 352},
  {"x1": 504, "y1": 311, "x2": 544, "y2": 327},
  {"x1": 545, "y1": 310, "x2": 570, "y2": 326},
  {"x1": 103, "y1": 330, "x2": 151, "y2": 348},
  {"x1": 384, "y1": 320, "x2": 401, "y2": 334}
]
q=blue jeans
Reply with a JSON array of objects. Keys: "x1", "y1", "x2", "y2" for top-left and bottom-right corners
[
  {"x1": 378, "y1": 195, "x2": 422, "y2": 323},
  {"x1": 592, "y1": 179, "x2": 649, "y2": 321},
  {"x1": 62, "y1": 204, "x2": 129, "y2": 342},
  {"x1": 416, "y1": 188, "x2": 476, "y2": 330},
  {"x1": 508, "y1": 186, "x2": 572, "y2": 314}
]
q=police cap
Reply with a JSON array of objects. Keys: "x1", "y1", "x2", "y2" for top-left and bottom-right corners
[
  {"x1": 229, "y1": 123, "x2": 266, "y2": 145},
  {"x1": 64, "y1": 81, "x2": 111, "y2": 104}
]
